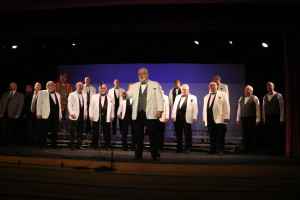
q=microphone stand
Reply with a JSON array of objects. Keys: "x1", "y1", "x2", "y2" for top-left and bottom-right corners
[{"x1": 95, "y1": 94, "x2": 115, "y2": 172}]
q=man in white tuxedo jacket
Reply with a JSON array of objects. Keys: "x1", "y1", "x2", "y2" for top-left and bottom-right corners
[
  {"x1": 117, "y1": 83, "x2": 135, "y2": 151},
  {"x1": 108, "y1": 79, "x2": 125, "y2": 135},
  {"x1": 171, "y1": 84, "x2": 198, "y2": 154},
  {"x1": 158, "y1": 85, "x2": 170, "y2": 151},
  {"x1": 122, "y1": 67, "x2": 164, "y2": 162},
  {"x1": 203, "y1": 82, "x2": 230, "y2": 156},
  {"x1": 68, "y1": 82, "x2": 88, "y2": 150},
  {"x1": 36, "y1": 81, "x2": 62, "y2": 149},
  {"x1": 168, "y1": 79, "x2": 182, "y2": 108},
  {"x1": 89, "y1": 83, "x2": 114, "y2": 150},
  {"x1": 213, "y1": 75, "x2": 229, "y2": 97},
  {"x1": 82, "y1": 77, "x2": 96, "y2": 134}
]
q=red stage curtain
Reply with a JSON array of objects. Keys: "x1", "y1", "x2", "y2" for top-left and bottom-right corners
[{"x1": 284, "y1": 31, "x2": 300, "y2": 158}]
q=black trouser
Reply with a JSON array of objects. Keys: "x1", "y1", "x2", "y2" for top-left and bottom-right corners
[
  {"x1": 92, "y1": 115, "x2": 111, "y2": 148},
  {"x1": 112, "y1": 110, "x2": 122, "y2": 135},
  {"x1": 207, "y1": 123, "x2": 227, "y2": 153},
  {"x1": 40, "y1": 114, "x2": 59, "y2": 148},
  {"x1": 265, "y1": 114, "x2": 284, "y2": 155},
  {"x1": 174, "y1": 117, "x2": 192, "y2": 151},
  {"x1": 133, "y1": 110, "x2": 159, "y2": 159},
  {"x1": 0, "y1": 113, "x2": 17, "y2": 146},
  {"x1": 27, "y1": 112, "x2": 41, "y2": 146},
  {"x1": 85, "y1": 104, "x2": 92, "y2": 134},
  {"x1": 70, "y1": 114, "x2": 84, "y2": 148},
  {"x1": 158, "y1": 121, "x2": 166, "y2": 150},
  {"x1": 121, "y1": 116, "x2": 135, "y2": 149},
  {"x1": 241, "y1": 116, "x2": 258, "y2": 153}
]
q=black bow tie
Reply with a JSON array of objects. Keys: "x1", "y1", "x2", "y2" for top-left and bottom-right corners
[
  {"x1": 77, "y1": 92, "x2": 82, "y2": 94},
  {"x1": 268, "y1": 93, "x2": 274, "y2": 95},
  {"x1": 182, "y1": 95, "x2": 187, "y2": 97},
  {"x1": 211, "y1": 93, "x2": 216, "y2": 95},
  {"x1": 101, "y1": 94, "x2": 105, "y2": 96},
  {"x1": 49, "y1": 91, "x2": 55, "y2": 94}
]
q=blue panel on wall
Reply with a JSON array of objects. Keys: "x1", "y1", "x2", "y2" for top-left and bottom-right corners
[{"x1": 58, "y1": 63, "x2": 245, "y2": 139}]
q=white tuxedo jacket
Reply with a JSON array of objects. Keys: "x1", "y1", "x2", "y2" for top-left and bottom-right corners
[
  {"x1": 108, "y1": 87, "x2": 125, "y2": 106},
  {"x1": 159, "y1": 94, "x2": 170, "y2": 122},
  {"x1": 36, "y1": 90, "x2": 62, "y2": 120},
  {"x1": 117, "y1": 98, "x2": 133, "y2": 119},
  {"x1": 68, "y1": 91, "x2": 88, "y2": 120},
  {"x1": 203, "y1": 91, "x2": 230, "y2": 126},
  {"x1": 217, "y1": 83, "x2": 229, "y2": 96},
  {"x1": 89, "y1": 94, "x2": 114, "y2": 122},
  {"x1": 171, "y1": 94, "x2": 198, "y2": 123},
  {"x1": 82, "y1": 84, "x2": 97, "y2": 100},
  {"x1": 168, "y1": 87, "x2": 182, "y2": 108},
  {"x1": 126, "y1": 80, "x2": 164, "y2": 120}
]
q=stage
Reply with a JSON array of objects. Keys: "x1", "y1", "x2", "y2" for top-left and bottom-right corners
[{"x1": 1, "y1": 146, "x2": 300, "y2": 200}]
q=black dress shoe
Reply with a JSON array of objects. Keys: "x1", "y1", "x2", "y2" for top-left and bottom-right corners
[
  {"x1": 206, "y1": 151, "x2": 215, "y2": 155},
  {"x1": 218, "y1": 151, "x2": 224, "y2": 156},
  {"x1": 185, "y1": 148, "x2": 191, "y2": 154},
  {"x1": 152, "y1": 157, "x2": 160, "y2": 162},
  {"x1": 70, "y1": 146, "x2": 75, "y2": 151},
  {"x1": 53, "y1": 146, "x2": 61, "y2": 150},
  {"x1": 133, "y1": 157, "x2": 142, "y2": 161},
  {"x1": 175, "y1": 149, "x2": 183, "y2": 153}
]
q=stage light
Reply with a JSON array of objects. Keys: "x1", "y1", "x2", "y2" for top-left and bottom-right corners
[
  {"x1": 229, "y1": 41, "x2": 233, "y2": 45},
  {"x1": 72, "y1": 43, "x2": 76, "y2": 46},
  {"x1": 262, "y1": 42, "x2": 269, "y2": 48},
  {"x1": 194, "y1": 40, "x2": 199, "y2": 45},
  {"x1": 41, "y1": 44, "x2": 48, "y2": 49},
  {"x1": 12, "y1": 45, "x2": 18, "y2": 49}
]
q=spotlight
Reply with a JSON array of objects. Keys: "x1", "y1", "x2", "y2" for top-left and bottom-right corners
[
  {"x1": 229, "y1": 41, "x2": 233, "y2": 45},
  {"x1": 41, "y1": 44, "x2": 48, "y2": 49},
  {"x1": 262, "y1": 42, "x2": 269, "y2": 48},
  {"x1": 194, "y1": 40, "x2": 199, "y2": 45},
  {"x1": 72, "y1": 43, "x2": 76, "y2": 46},
  {"x1": 12, "y1": 45, "x2": 18, "y2": 49}
]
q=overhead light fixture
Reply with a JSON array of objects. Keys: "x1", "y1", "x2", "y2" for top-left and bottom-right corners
[
  {"x1": 72, "y1": 43, "x2": 76, "y2": 46},
  {"x1": 262, "y1": 42, "x2": 269, "y2": 48},
  {"x1": 194, "y1": 40, "x2": 199, "y2": 45},
  {"x1": 229, "y1": 41, "x2": 233, "y2": 45},
  {"x1": 12, "y1": 45, "x2": 18, "y2": 49}
]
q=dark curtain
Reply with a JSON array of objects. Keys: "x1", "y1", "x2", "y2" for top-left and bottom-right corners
[{"x1": 284, "y1": 31, "x2": 300, "y2": 158}]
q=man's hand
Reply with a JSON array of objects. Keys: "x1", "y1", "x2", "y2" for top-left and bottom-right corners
[
  {"x1": 121, "y1": 92, "x2": 127, "y2": 98},
  {"x1": 71, "y1": 114, "x2": 76, "y2": 119},
  {"x1": 156, "y1": 111, "x2": 163, "y2": 119}
]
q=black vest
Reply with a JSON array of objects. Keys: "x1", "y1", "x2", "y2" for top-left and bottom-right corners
[
  {"x1": 78, "y1": 94, "x2": 84, "y2": 117},
  {"x1": 264, "y1": 93, "x2": 280, "y2": 114},
  {"x1": 207, "y1": 93, "x2": 216, "y2": 125},
  {"x1": 240, "y1": 95, "x2": 256, "y2": 117},
  {"x1": 125, "y1": 99, "x2": 132, "y2": 118},
  {"x1": 100, "y1": 95, "x2": 108, "y2": 116},
  {"x1": 49, "y1": 93, "x2": 59, "y2": 117},
  {"x1": 172, "y1": 87, "x2": 181, "y2": 104},
  {"x1": 114, "y1": 89, "x2": 120, "y2": 109},
  {"x1": 86, "y1": 88, "x2": 90, "y2": 105},
  {"x1": 176, "y1": 95, "x2": 188, "y2": 120}
]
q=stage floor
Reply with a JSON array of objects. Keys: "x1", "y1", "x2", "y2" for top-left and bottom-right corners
[
  {"x1": 1, "y1": 146, "x2": 300, "y2": 200},
  {"x1": 1, "y1": 145, "x2": 299, "y2": 166}
]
